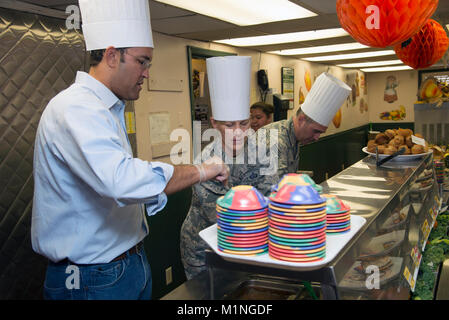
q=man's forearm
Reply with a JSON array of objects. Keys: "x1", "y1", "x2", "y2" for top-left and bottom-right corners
[{"x1": 164, "y1": 165, "x2": 200, "y2": 195}]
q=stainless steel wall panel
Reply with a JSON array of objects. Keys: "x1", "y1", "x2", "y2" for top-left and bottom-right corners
[{"x1": 0, "y1": 8, "x2": 85, "y2": 299}]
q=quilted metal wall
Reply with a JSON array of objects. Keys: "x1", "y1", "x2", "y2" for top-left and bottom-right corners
[{"x1": 0, "y1": 8, "x2": 86, "y2": 299}]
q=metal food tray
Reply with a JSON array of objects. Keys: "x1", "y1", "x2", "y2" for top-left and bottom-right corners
[
  {"x1": 199, "y1": 215, "x2": 366, "y2": 271},
  {"x1": 338, "y1": 257, "x2": 403, "y2": 291},
  {"x1": 358, "y1": 230, "x2": 406, "y2": 259},
  {"x1": 379, "y1": 205, "x2": 410, "y2": 231}
]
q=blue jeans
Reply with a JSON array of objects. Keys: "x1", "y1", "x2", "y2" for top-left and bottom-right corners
[{"x1": 43, "y1": 246, "x2": 152, "y2": 300}]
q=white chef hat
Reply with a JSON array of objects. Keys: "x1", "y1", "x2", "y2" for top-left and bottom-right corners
[
  {"x1": 79, "y1": 0, "x2": 154, "y2": 51},
  {"x1": 206, "y1": 56, "x2": 251, "y2": 121},
  {"x1": 301, "y1": 72, "x2": 351, "y2": 126}
]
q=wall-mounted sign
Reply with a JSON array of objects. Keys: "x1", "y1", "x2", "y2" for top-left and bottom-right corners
[{"x1": 281, "y1": 67, "x2": 294, "y2": 110}]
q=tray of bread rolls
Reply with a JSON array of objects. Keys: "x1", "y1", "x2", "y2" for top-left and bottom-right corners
[{"x1": 363, "y1": 128, "x2": 432, "y2": 161}]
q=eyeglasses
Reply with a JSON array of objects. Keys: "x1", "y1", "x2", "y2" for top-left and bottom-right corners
[{"x1": 123, "y1": 51, "x2": 152, "y2": 70}]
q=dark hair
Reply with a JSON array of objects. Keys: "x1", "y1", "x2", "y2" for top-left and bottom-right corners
[
  {"x1": 89, "y1": 47, "x2": 128, "y2": 67},
  {"x1": 250, "y1": 102, "x2": 274, "y2": 117}
]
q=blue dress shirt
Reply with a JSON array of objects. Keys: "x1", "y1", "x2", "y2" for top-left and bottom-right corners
[{"x1": 31, "y1": 71, "x2": 174, "y2": 264}]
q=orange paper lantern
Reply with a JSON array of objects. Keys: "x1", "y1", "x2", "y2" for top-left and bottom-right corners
[
  {"x1": 336, "y1": 0, "x2": 439, "y2": 48},
  {"x1": 395, "y1": 19, "x2": 449, "y2": 69}
]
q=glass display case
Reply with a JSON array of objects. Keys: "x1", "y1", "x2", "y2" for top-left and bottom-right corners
[{"x1": 163, "y1": 153, "x2": 443, "y2": 300}]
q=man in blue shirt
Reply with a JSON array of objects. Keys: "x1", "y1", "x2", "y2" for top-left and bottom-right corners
[{"x1": 31, "y1": 0, "x2": 229, "y2": 300}]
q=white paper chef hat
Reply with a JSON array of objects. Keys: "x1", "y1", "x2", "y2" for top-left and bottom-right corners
[
  {"x1": 206, "y1": 56, "x2": 251, "y2": 121},
  {"x1": 79, "y1": 0, "x2": 154, "y2": 51},
  {"x1": 301, "y1": 72, "x2": 351, "y2": 126}
]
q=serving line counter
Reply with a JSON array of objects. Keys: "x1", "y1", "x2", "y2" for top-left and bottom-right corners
[{"x1": 162, "y1": 153, "x2": 442, "y2": 300}]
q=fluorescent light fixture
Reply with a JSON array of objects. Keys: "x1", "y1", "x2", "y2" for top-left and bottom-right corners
[
  {"x1": 154, "y1": 0, "x2": 317, "y2": 26},
  {"x1": 338, "y1": 60, "x2": 404, "y2": 68},
  {"x1": 303, "y1": 50, "x2": 396, "y2": 62},
  {"x1": 214, "y1": 28, "x2": 349, "y2": 46},
  {"x1": 361, "y1": 66, "x2": 413, "y2": 72},
  {"x1": 269, "y1": 43, "x2": 368, "y2": 56}
]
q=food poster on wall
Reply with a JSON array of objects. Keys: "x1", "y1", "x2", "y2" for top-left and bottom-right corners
[
  {"x1": 304, "y1": 69, "x2": 312, "y2": 92},
  {"x1": 384, "y1": 75, "x2": 399, "y2": 103},
  {"x1": 298, "y1": 86, "x2": 305, "y2": 104},
  {"x1": 361, "y1": 73, "x2": 367, "y2": 95},
  {"x1": 332, "y1": 108, "x2": 342, "y2": 128},
  {"x1": 379, "y1": 105, "x2": 406, "y2": 121},
  {"x1": 345, "y1": 72, "x2": 357, "y2": 107},
  {"x1": 359, "y1": 97, "x2": 368, "y2": 114}
]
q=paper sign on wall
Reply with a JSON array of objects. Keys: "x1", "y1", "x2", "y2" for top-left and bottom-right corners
[{"x1": 149, "y1": 112, "x2": 171, "y2": 145}]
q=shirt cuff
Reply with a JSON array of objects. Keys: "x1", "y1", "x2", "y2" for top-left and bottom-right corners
[
  {"x1": 144, "y1": 192, "x2": 168, "y2": 216},
  {"x1": 150, "y1": 161, "x2": 174, "y2": 182}
]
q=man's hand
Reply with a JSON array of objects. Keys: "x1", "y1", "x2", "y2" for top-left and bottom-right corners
[
  {"x1": 196, "y1": 156, "x2": 230, "y2": 186},
  {"x1": 164, "y1": 157, "x2": 230, "y2": 195}
]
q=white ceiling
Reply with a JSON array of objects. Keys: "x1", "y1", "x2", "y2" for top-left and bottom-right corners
[{"x1": 10, "y1": 0, "x2": 449, "y2": 69}]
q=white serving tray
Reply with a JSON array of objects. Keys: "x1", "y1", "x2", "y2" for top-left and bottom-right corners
[
  {"x1": 199, "y1": 215, "x2": 366, "y2": 271},
  {"x1": 362, "y1": 147, "x2": 432, "y2": 162}
]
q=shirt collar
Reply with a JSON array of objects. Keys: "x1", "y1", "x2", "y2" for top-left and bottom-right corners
[
  {"x1": 287, "y1": 117, "x2": 298, "y2": 148},
  {"x1": 75, "y1": 71, "x2": 122, "y2": 109}
]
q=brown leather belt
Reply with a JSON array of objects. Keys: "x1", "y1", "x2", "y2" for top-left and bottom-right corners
[{"x1": 111, "y1": 241, "x2": 144, "y2": 262}]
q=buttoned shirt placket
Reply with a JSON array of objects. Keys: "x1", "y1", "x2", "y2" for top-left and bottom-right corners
[{"x1": 111, "y1": 100, "x2": 149, "y2": 234}]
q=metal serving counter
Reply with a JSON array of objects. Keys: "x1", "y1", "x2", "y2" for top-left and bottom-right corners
[{"x1": 163, "y1": 153, "x2": 442, "y2": 300}]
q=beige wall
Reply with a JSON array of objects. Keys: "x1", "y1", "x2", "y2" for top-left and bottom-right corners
[
  {"x1": 367, "y1": 70, "x2": 419, "y2": 124},
  {"x1": 135, "y1": 31, "x2": 371, "y2": 164}
]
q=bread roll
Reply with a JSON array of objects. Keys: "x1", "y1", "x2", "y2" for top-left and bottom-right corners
[
  {"x1": 375, "y1": 133, "x2": 389, "y2": 145},
  {"x1": 384, "y1": 145, "x2": 397, "y2": 155},
  {"x1": 393, "y1": 135, "x2": 404, "y2": 146},
  {"x1": 377, "y1": 145, "x2": 386, "y2": 154},
  {"x1": 405, "y1": 136, "x2": 413, "y2": 148},
  {"x1": 397, "y1": 128, "x2": 409, "y2": 137},
  {"x1": 398, "y1": 145, "x2": 411, "y2": 155},
  {"x1": 367, "y1": 144, "x2": 377, "y2": 153},
  {"x1": 411, "y1": 144, "x2": 424, "y2": 154},
  {"x1": 385, "y1": 129, "x2": 396, "y2": 140}
]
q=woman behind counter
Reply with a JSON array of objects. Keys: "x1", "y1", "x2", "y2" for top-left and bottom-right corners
[
  {"x1": 180, "y1": 56, "x2": 277, "y2": 280},
  {"x1": 250, "y1": 102, "x2": 274, "y2": 132}
]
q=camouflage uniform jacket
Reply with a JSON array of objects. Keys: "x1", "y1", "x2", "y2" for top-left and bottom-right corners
[
  {"x1": 180, "y1": 137, "x2": 277, "y2": 280},
  {"x1": 259, "y1": 117, "x2": 300, "y2": 177}
]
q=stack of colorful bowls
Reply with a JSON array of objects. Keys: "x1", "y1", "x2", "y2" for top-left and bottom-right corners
[
  {"x1": 268, "y1": 183, "x2": 327, "y2": 262},
  {"x1": 216, "y1": 185, "x2": 269, "y2": 255},
  {"x1": 434, "y1": 161, "x2": 444, "y2": 184},
  {"x1": 271, "y1": 173, "x2": 323, "y2": 194},
  {"x1": 322, "y1": 194, "x2": 351, "y2": 234}
]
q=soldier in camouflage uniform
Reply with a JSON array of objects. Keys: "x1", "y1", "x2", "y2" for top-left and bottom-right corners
[
  {"x1": 180, "y1": 55, "x2": 279, "y2": 280},
  {"x1": 258, "y1": 108, "x2": 327, "y2": 178},
  {"x1": 181, "y1": 71, "x2": 351, "y2": 280},
  {"x1": 259, "y1": 72, "x2": 351, "y2": 178},
  {"x1": 180, "y1": 136, "x2": 277, "y2": 279}
]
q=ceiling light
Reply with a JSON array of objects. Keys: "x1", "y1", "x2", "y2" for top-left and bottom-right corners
[
  {"x1": 154, "y1": 0, "x2": 317, "y2": 26},
  {"x1": 303, "y1": 50, "x2": 396, "y2": 62},
  {"x1": 338, "y1": 60, "x2": 404, "y2": 68},
  {"x1": 214, "y1": 28, "x2": 349, "y2": 46},
  {"x1": 269, "y1": 43, "x2": 369, "y2": 56},
  {"x1": 361, "y1": 66, "x2": 413, "y2": 72}
]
